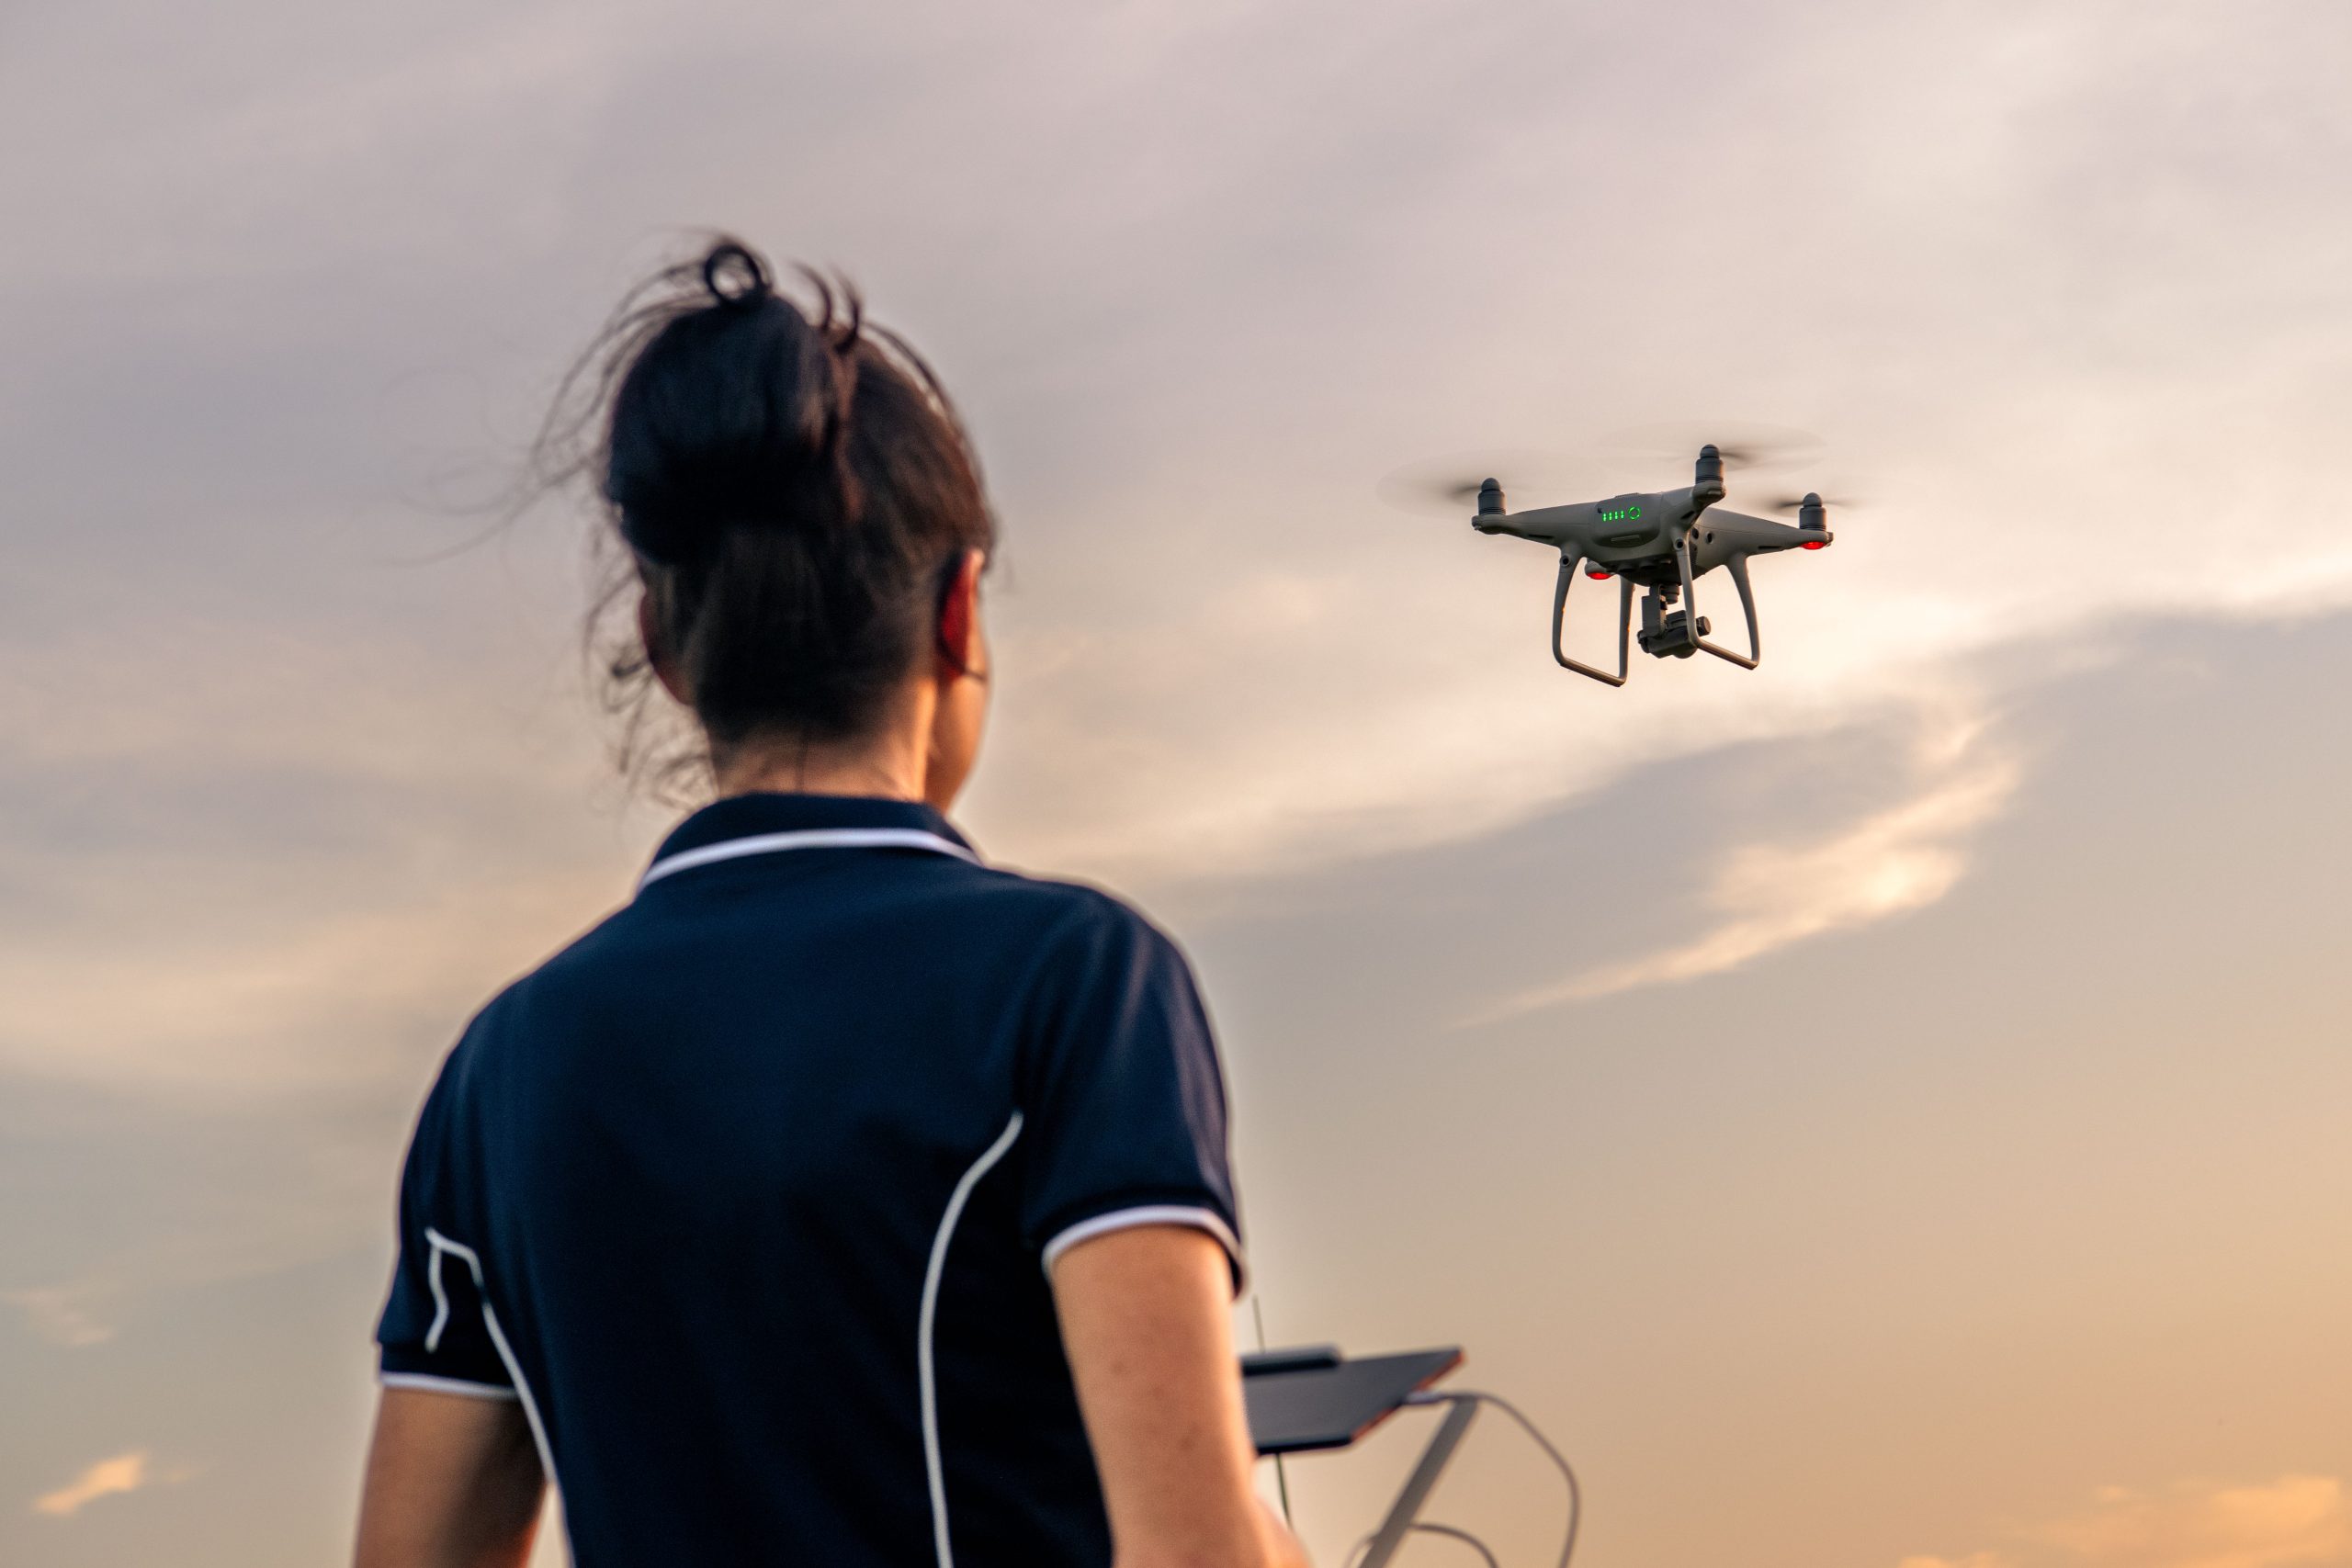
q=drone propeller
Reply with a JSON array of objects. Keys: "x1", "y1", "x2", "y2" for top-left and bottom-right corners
[
  {"x1": 1430, "y1": 477, "x2": 1492, "y2": 507},
  {"x1": 1375, "y1": 449, "x2": 1603, "y2": 517},
  {"x1": 1601, "y1": 420, "x2": 1825, "y2": 474},
  {"x1": 1759, "y1": 492, "x2": 1862, "y2": 513}
]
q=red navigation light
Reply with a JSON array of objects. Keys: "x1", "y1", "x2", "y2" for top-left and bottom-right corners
[
  {"x1": 1802, "y1": 539, "x2": 1826, "y2": 550},
  {"x1": 1587, "y1": 566, "x2": 1612, "y2": 579}
]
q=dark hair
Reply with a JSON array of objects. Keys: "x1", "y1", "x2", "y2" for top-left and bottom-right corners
[{"x1": 545, "y1": 237, "x2": 993, "y2": 784}]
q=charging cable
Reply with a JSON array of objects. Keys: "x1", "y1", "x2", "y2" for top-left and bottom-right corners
[{"x1": 1346, "y1": 1520, "x2": 1504, "y2": 1568}]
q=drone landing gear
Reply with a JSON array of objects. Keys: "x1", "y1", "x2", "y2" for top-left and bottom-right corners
[
  {"x1": 1555, "y1": 537, "x2": 1764, "y2": 683},
  {"x1": 1552, "y1": 555, "x2": 1633, "y2": 686},
  {"x1": 1631, "y1": 539, "x2": 1762, "y2": 668},
  {"x1": 1679, "y1": 540, "x2": 1761, "y2": 670}
]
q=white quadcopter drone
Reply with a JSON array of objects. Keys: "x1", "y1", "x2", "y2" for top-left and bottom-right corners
[{"x1": 1464, "y1": 443, "x2": 1835, "y2": 686}]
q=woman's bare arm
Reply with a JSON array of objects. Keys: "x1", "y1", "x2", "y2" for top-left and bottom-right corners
[
  {"x1": 355, "y1": 1387, "x2": 544, "y2": 1568},
  {"x1": 1053, "y1": 1225, "x2": 1307, "y2": 1568}
]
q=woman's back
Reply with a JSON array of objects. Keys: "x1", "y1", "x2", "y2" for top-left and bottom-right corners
[{"x1": 380, "y1": 795, "x2": 1239, "y2": 1565}]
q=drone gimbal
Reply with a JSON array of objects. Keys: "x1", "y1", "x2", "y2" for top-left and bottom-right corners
[{"x1": 1470, "y1": 445, "x2": 1833, "y2": 686}]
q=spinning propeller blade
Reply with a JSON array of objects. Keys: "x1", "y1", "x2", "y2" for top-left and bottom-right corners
[
  {"x1": 1601, "y1": 420, "x2": 1825, "y2": 474},
  {"x1": 1760, "y1": 492, "x2": 1862, "y2": 513},
  {"x1": 1375, "y1": 450, "x2": 1603, "y2": 516}
]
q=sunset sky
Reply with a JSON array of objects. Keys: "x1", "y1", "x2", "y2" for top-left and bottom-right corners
[{"x1": 3, "y1": 2, "x2": 2348, "y2": 1565}]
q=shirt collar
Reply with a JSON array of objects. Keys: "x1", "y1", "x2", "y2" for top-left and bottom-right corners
[{"x1": 639, "y1": 794, "x2": 978, "y2": 892}]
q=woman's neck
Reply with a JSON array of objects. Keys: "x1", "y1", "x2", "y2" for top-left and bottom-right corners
[{"x1": 709, "y1": 693, "x2": 933, "y2": 803}]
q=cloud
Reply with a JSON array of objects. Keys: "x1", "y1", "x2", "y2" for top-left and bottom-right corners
[
  {"x1": 2, "y1": 1285, "x2": 116, "y2": 1348},
  {"x1": 932, "y1": 0, "x2": 2352, "y2": 890},
  {"x1": 1466, "y1": 705, "x2": 2020, "y2": 1021},
  {"x1": 0, "y1": 861, "x2": 620, "y2": 1095},
  {"x1": 0, "y1": 1073, "x2": 469, "y2": 1359},
  {"x1": 1904, "y1": 1474, "x2": 2352, "y2": 1568},
  {"x1": 2034, "y1": 1477, "x2": 2352, "y2": 1568},
  {"x1": 10, "y1": 0, "x2": 2352, "y2": 919},
  {"x1": 32, "y1": 1451, "x2": 150, "y2": 1518},
  {"x1": 0, "y1": 625, "x2": 644, "y2": 1097}
]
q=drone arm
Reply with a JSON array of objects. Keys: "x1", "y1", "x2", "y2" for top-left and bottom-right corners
[{"x1": 1551, "y1": 552, "x2": 1632, "y2": 686}]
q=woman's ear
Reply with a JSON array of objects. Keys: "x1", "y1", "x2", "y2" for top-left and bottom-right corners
[
  {"x1": 934, "y1": 550, "x2": 988, "y2": 682},
  {"x1": 638, "y1": 592, "x2": 692, "y2": 705}
]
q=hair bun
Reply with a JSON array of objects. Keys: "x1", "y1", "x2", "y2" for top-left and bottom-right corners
[{"x1": 701, "y1": 242, "x2": 772, "y2": 310}]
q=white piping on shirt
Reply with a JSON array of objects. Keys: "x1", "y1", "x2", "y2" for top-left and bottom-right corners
[
  {"x1": 1041, "y1": 1204, "x2": 1247, "y2": 1294},
  {"x1": 919, "y1": 1112, "x2": 1025, "y2": 1568},
  {"x1": 424, "y1": 1236, "x2": 451, "y2": 1351},
  {"x1": 639, "y1": 828, "x2": 977, "y2": 890},
  {"x1": 423, "y1": 1228, "x2": 560, "y2": 1493},
  {"x1": 379, "y1": 1371, "x2": 522, "y2": 1402}
]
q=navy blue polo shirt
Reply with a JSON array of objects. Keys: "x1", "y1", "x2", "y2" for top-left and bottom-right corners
[{"x1": 376, "y1": 794, "x2": 1244, "y2": 1568}]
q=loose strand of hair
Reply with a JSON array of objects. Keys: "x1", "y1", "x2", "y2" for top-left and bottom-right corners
[{"x1": 793, "y1": 264, "x2": 869, "y2": 529}]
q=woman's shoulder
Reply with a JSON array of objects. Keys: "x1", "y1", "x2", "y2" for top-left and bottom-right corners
[
  {"x1": 960, "y1": 861, "x2": 1186, "y2": 955},
  {"x1": 452, "y1": 858, "x2": 1192, "y2": 1053},
  {"x1": 944, "y1": 866, "x2": 1209, "y2": 1021}
]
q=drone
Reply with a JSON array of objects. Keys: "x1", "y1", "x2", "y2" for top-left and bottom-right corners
[{"x1": 1466, "y1": 443, "x2": 1834, "y2": 686}]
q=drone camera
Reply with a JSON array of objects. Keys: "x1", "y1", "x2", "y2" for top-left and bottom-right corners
[{"x1": 1637, "y1": 588, "x2": 1709, "y2": 658}]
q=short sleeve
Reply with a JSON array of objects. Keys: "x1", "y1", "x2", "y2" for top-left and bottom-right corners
[
  {"x1": 375, "y1": 1066, "x2": 516, "y2": 1400},
  {"x1": 1017, "y1": 897, "x2": 1245, "y2": 1293}
]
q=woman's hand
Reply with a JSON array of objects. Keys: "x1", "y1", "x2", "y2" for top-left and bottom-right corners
[{"x1": 1052, "y1": 1224, "x2": 1308, "y2": 1568}]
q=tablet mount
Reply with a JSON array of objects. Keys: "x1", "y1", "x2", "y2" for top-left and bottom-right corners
[
  {"x1": 1241, "y1": 1346, "x2": 1579, "y2": 1568},
  {"x1": 1357, "y1": 1390, "x2": 1484, "y2": 1568}
]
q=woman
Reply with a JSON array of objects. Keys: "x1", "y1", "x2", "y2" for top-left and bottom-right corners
[{"x1": 354, "y1": 240, "x2": 1305, "y2": 1568}]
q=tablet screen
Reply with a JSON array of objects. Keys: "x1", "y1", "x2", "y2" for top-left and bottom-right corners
[{"x1": 1242, "y1": 1348, "x2": 1464, "y2": 1455}]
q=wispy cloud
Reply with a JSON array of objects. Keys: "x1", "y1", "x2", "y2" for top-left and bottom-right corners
[
  {"x1": 2, "y1": 1285, "x2": 116, "y2": 1348},
  {"x1": 32, "y1": 1451, "x2": 150, "y2": 1518},
  {"x1": 0, "y1": 632, "x2": 639, "y2": 1096},
  {"x1": 1902, "y1": 1473, "x2": 2352, "y2": 1568},
  {"x1": 11, "y1": 0, "x2": 2350, "y2": 913},
  {"x1": 0, "y1": 1104, "x2": 440, "y2": 1361},
  {"x1": 1465, "y1": 706, "x2": 2020, "y2": 1022}
]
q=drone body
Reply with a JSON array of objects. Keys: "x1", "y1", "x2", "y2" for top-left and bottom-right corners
[{"x1": 1470, "y1": 444, "x2": 1832, "y2": 686}]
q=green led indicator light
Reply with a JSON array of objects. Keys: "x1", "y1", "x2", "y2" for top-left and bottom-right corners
[{"x1": 1598, "y1": 504, "x2": 1642, "y2": 522}]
